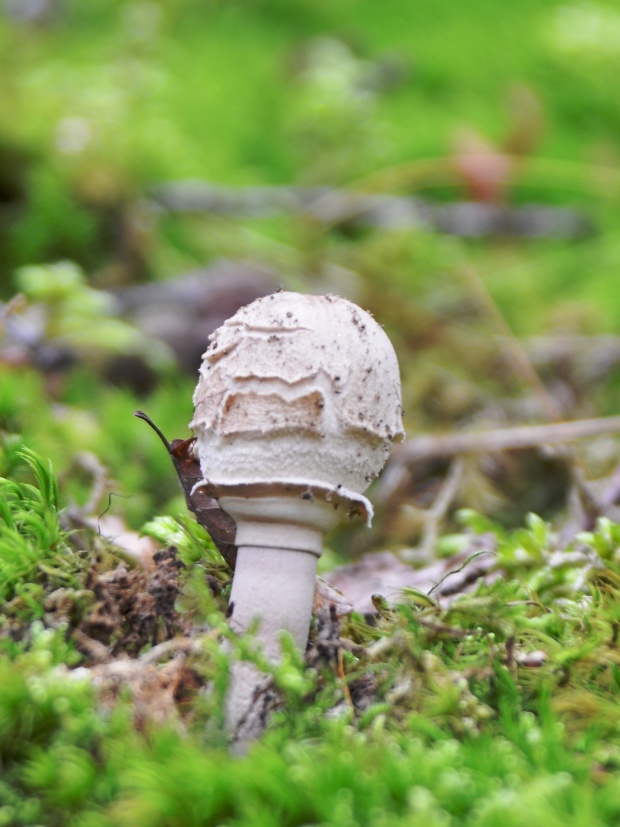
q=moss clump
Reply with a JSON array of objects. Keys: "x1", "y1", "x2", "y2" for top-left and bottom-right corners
[
  {"x1": 0, "y1": 448, "x2": 83, "y2": 620},
  {"x1": 2, "y1": 449, "x2": 620, "y2": 825}
]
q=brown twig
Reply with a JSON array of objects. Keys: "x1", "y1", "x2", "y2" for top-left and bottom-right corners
[
  {"x1": 412, "y1": 615, "x2": 470, "y2": 638},
  {"x1": 416, "y1": 458, "x2": 465, "y2": 560},
  {"x1": 397, "y1": 416, "x2": 620, "y2": 464},
  {"x1": 150, "y1": 181, "x2": 591, "y2": 238},
  {"x1": 72, "y1": 452, "x2": 109, "y2": 516},
  {"x1": 599, "y1": 461, "x2": 620, "y2": 510},
  {"x1": 72, "y1": 628, "x2": 112, "y2": 664},
  {"x1": 135, "y1": 637, "x2": 203, "y2": 666}
]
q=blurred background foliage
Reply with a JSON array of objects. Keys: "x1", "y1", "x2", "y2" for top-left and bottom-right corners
[{"x1": 2, "y1": 0, "x2": 620, "y2": 540}]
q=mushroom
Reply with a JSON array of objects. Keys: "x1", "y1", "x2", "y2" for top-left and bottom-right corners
[{"x1": 189, "y1": 291, "x2": 404, "y2": 739}]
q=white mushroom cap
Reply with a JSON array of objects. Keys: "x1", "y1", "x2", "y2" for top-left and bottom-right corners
[{"x1": 190, "y1": 291, "x2": 404, "y2": 517}]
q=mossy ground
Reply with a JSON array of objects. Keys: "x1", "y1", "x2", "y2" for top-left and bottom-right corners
[
  {"x1": 4, "y1": 449, "x2": 620, "y2": 825},
  {"x1": 4, "y1": 0, "x2": 620, "y2": 824}
]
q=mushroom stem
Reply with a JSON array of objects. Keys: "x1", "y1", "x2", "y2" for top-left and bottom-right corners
[
  {"x1": 229, "y1": 546, "x2": 318, "y2": 653},
  {"x1": 220, "y1": 495, "x2": 338, "y2": 737}
]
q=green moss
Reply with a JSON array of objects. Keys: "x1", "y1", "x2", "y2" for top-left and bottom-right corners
[
  {"x1": 2, "y1": 450, "x2": 620, "y2": 823},
  {"x1": 0, "y1": 448, "x2": 83, "y2": 616}
]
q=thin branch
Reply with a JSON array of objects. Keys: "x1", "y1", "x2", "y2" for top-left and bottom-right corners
[
  {"x1": 417, "y1": 458, "x2": 465, "y2": 559},
  {"x1": 72, "y1": 451, "x2": 109, "y2": 515},
  {"x1": 139, "y1": 637, "x2": 203, "y2": 666},
  {"x1": 397, "y1": 416, "x2": 620, "y2": 464},
  {"x1": 428, "y1": 550, "x2": 496, "y2": 597},
  {"x1": 150, "y1": 181, "x2": 591, "y2": 238},
  {"x1": 600, "y1": 461, "x2": 620, "y2": 510}
]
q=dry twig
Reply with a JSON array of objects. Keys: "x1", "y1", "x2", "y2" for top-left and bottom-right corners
[
  {"x1": 416, "y1": 458, "x2": 465, "y2": 560},
  {"x1": 397, "y1": 416, "x2": 620, "y2": 464}
]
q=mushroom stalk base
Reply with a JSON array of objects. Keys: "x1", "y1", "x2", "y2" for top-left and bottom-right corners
[
  {"x1": 220, "y1": 495, "x2": 338, "y2": 742},
  {"x1": 225, "y1": 545, "x2": 318, "y2": 742}
]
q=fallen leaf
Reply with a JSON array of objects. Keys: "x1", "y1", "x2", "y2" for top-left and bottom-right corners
[{"x1": 135, "y1": 410, "x2": 237, "y2": 568}]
